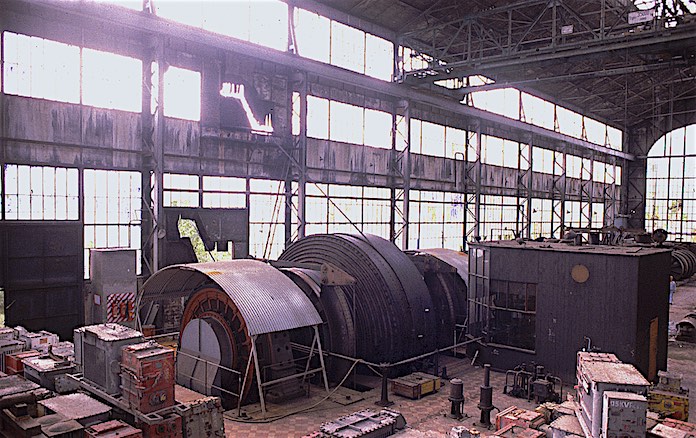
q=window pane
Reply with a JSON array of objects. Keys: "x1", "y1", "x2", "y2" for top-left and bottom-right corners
[
  {"x1": 307, "y1": 96, "x2": 329, "y2": 139},
  {"x1": 364, "y1": 108, "x2": 392, "y2": 148},
  {"x1": 295, "y1": 9, "x2": 330, "y2": 62},
  {"x1": 163, "y1": 67, "x2": 201, "y2": 121},
  {"x1": 331, "y1": 21, "x2": 365, "y2": 73},
  {"x1": 83, "y1": 49, "x2": 142, "y2": 112},
  {"x1": 365, "y1": 33, "x2": 393, "y2": 81}
]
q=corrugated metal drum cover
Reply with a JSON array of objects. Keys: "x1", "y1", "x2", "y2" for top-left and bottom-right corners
[
  {"x1": 141, "y1": 259, "x2": 322, "y2": 335},
  {"x1": 571, "y1": 264, "x2": 590, "y2": 283}
]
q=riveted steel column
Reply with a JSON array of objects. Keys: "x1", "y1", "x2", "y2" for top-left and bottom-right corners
[{"x1": 551, "y1": 148, "x2": 566, "y2": 237}]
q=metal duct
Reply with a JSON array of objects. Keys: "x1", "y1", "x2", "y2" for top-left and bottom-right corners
[{"x1": 279, "y1": 233, "x2": 437, "y2": 364}]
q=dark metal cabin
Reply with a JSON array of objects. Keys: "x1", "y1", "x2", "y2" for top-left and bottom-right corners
[{"x1": 466, "y1": 241, "x2": 671, "y2": 383}]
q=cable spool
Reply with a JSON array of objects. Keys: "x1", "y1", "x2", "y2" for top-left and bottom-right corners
[{"x1": 279, "y1": 233, "x2": 437, "y2": 364}]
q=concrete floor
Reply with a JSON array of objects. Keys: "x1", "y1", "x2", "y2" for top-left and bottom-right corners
[
  {"x1": 667, "y1": 276, "x2": 696, "y2": 420},
  {"x1": 222, "y1": 277, "x2": 696, "y2": 437},
  {"x1": 224, "y1": 356, "x2": 539, "y2": 437}
]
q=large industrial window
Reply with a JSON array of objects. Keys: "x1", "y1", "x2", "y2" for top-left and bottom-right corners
[
  {"x1": 83, "y1": 169, "x2": 142, "y2": 278},
  {"x1": 469, "y1": 88, "x2": 521, "y2": 120},
  {"x1": 304, "y1": 184, "x2": 391, "y2": 239},
  {"x1": 521, "y1": 93, "x2": 554, "y2": 130},
  {"x1": 489, "y1": 280, "x2": 537, "y2": 351},
  {"x1": 408, "y1": 119, "x2": 472, "y2": 160},
  {"x1": 468, "y1": 246, "x2": 537, "y2": 351},
  {"x1": 163, "y1": 67, "x2": 201, "y2": 121},
  {"x1": 468, "y1": 247, "x2": 489, "y2": 341},
  {"x1": 163, "y1": 173, "x2": 199, "y2": 207},
  {"x1": 459, "y1": 75, "x2": 623, "y2": 150},
  {"x1": 202, "y1": 176, "x2": 246, "y2": 209},
  {"x1": 566, "y1": 155, "x2": 583, "y2": 179},
  {"x1": 2, "y1": 32, "x2": 80, "y2": 103},
  {"x1": 330, "y1": 100, "x2": 363, "y2": 144},
  {"x1": 3, "y1": 164, "x2": 78, "y2": 220},
  {"x1": 564, "y1": 201, "x2": 582, "y2": 229},
  {"x1": 331, "y1": 21, "x2": 365, "y2": 74},
  {"x1": 645, "y1": 124, "x2": 696, "y2": 242},
  {"x1": 82, "y1": 49, "x2": 142, "y2": 112},
  {"x1": 530, "y1": 198, "x2": 553, "y2": 238},
  {"x1": 481, "y1": 136, "x2": 520, "y2": 169},
  {"x1": 480, "y1": 196, "x2": 518, "y2": 240},
  {"x1": 202, "y1": 176, "x2": 286, "y2": 259},
  {"x1": 532, "y1": 147, "x2": 554, "y2": 174},
  {"x1": 305, "y1": 95, "x2": 392, "y2": 148},
  {"x1": 556, "y1": 107, "x2": 583, "y2": 139},
  {"x1": 408, "y1": 190, "x2": 465, "y2": 250},
  {"x1": 2, "y1": 32, "x2": 147, "y2": 115},
  {"x1": 294, "y1": 8, "x2": 393, "y2": 81},
  {"x1": 249, "y1": 179, "x2": 286, "y2": 260},
  {"x1": 294, "y1": 9, "x2": 330, "y2": 63},
  {"x1": 156, "y1": 1, "x2": 288, "y2": 52}
]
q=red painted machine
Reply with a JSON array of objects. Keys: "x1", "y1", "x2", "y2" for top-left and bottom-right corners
[
  {"x1": 137, "y1": 413, "x2": 182, "y2": 438},
  {"x1": 121, "y1": 341, "x2": 175, "y2": 414},
  {"x1": 5, "y1": 350, "x2": 40, "y2": 375}
]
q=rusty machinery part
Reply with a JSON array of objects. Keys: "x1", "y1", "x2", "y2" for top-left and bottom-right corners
[
  {"x1": 676, "y1": 313, "x2": 696, "y2": 343},
  {"x1": 142, "y1": 260, "x2": 323, "y2": 407},
  {"x1": 670, "y1": 248, "x2": 696, "y2": 281},
  {"x1": 479, "y1": 364, "x2": 494, "y2": 426},
  {"x1": 503, "y1": 363, "x2": 562, "y2": 404},
  {"x1": 279, "y1": 233, "x2": 437, "y2": 364},
  {"x1": 652, "y1": 229, "x2": 669, "y2": 245},
  {"x1": 280, "y1": 267, "x2": 356, "y2": 381},
  {"x1": 179, "y1": 287, "x2": 252, "y2": 404},
  {"x1": 179, "y1": 288, "x2": 307, "y2": 405}
]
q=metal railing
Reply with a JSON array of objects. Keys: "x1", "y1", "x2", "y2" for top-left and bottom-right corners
[{"x1": 174, "y1": 349, "x2": 242, "y2": 402}]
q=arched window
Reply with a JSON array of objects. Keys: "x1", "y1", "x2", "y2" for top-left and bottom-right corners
[{"x1": 645, "y1": 124, "x2": 696, "y2": 242}]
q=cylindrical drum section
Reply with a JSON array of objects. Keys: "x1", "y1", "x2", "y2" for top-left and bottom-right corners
[
  {"x1": 406, "y1": 248, "x2": 469, "y2": 349},
  {"x1": 670, "y1": 248, "x2": 696, "y2": 280},
  {"x1": 140, "y1": 259, "x2": 323, "y2": 408},
  {"x1": 280, "y1": 267, "x2": 356, "y2": 381},
  {"x1": 676, "y1": 313, "x2": 696, "y2": 343},
  {"x1": 449, "y1": 378, "x2": 464, "y2": 401},
  {"x1": 280, "y1": 233, "x2": 437, "y2": 364},
  {"x1": 177, "y1": 287, "x2": 252, "y2": 403}
]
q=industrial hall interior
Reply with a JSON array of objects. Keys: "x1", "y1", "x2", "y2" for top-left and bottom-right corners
[{"x1": 0, "y1": 0, "x2": 695, "y2": 437}]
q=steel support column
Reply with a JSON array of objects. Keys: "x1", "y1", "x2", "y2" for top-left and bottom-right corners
[
  {"x1": 291, "y1": 73, "x2": 308, "y2": 240},
  {"x1": 604, "y1": 157, "x2": 618, "y2": 226},
  {"x1": 551, "y1": 148, "x2": 566, "y2": 238},
  {"x1": 580, "y1": 155, "x2": 594, "y2": 229},
  {"x1": 517, "y1": 136, "x2": 533, "y2": 239},
  {"x1": 140, "y1": 41, "x2": 165, "y2": 276},
  {"x1": 392, "y1": 100, "x2": 411, "y2": 249},
  {"x1": 465, "y1": 123, "x2": 482, "y2": 241}
]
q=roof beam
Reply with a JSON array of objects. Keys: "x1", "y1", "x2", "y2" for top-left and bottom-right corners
[
  {"x1": 451, "y1": 61, "x2": 691, "y2": 93},
  {"x1": 404, "y1": 22, "x2": 696, "y2": 81},
  {"x1": 400, "y1": 0, "x2": 549, "y2": 37}
]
